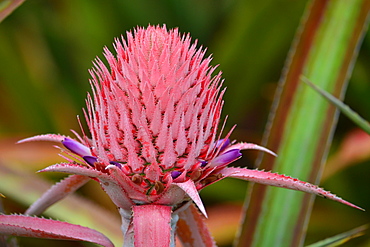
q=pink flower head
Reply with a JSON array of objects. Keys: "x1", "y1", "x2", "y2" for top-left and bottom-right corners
[
  {"x1": 84, "y1": 25, "x2": 270, "y2": 190},
  {"x1": 20, "y1": 25, "x2": 274, "y2": 215},
  {"x1": 18, "y1": 24, "x2": 362, "y2": 247},
  {"x1": 79, "y1": 25, "x2": 272, "y2": 213},
  {"x1": 86, "y1": 25, "x2": 229, "y2": 186}
]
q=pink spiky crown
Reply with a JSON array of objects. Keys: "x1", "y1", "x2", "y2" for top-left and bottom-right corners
[{"x1": 84, "y1": 25, "x2": 226, "y2": 192}]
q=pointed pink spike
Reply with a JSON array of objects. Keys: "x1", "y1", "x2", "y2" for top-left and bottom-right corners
[
  {"x1": 175, "y1": 180, "x2": 208, "y2": 217},
  {"x1": 17, "y1": 134, "x2": 69, "y2": 144},
  {"x1": 25, "y1": 175, "x2": 90, "y2": 216},
  {"x1": 221, "y1": 167, "x2": 364, "y2": 211},
  {"x1": 224, "y1": 142, "x2": 277, "y2": 157},
  {"x1": 132, "y1": 205, "x2": 173, "y2": 247},
  {"x1": 39, "y1": 163, "x2": 106, "y2": 178},
  {"x1": 0, "y1": 215, "x2": 114, "y2": 247}
]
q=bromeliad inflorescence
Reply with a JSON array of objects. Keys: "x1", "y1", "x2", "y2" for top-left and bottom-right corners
[{"x1": 14, "y1": 25, "x2": 362, "y2": 247}]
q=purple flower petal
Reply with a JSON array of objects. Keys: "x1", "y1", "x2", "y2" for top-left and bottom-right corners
[
  {"x1": 83, "y1": 156, "x2": 98, "y2": 167},
  {"x1": 214, "y1": 138, "x2": 231, "y2": 152},
  {"x1": 171, "y1": 171, "x2": 182, "y2": 179},
  {"x1": 209, "y1": 149, "x2": 242, "y2": 168},
  {"x1": 62, "y1": 138, "x2": 91, "y2": 157},
  {"x1": 109, "y1": 161, "x2": 122, "y2": 169}
]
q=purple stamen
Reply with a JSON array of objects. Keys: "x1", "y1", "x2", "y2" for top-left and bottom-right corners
[
  {"x1": 83, "y1": 156, "x2": 98, "y2": 167},
  {"x1": 109, "y1": 161, "x2": 122, "y2": 168},
  {"x1": 209, "y1": 149, "x2": 242, "y2": 168},
  {"x1": 171, "y1": 171, "x2": 182, "y2": 179},
  {"x1": 62, "y1": 138, "x2": 91, "y2": 157}
]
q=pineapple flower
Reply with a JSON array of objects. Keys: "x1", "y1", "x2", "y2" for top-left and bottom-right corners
[{"x1": 17, "y1": 25, "x2": 362, "y2": 247}]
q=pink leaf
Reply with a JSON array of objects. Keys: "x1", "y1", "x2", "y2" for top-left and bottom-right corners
[
  {"x1": 25, "y1": 174, "x2": 90, "y2": 215},
  {"x1": 39, "y1": 163, "x2": 106, "y2": 177},
  {"x1": 132, "y1": 205, "x2": 173, "y2": 247},
  {"x1": 223, "y1": 142, "x2": 277, "y2": 157},
  {"x1": 0, "y1": 215, "x2": 114, "y2": 247},
  {"x1": 41, "y1": 163, "x2": 135, "y2": 210},
  {"x1": 177, "y1": 203, "x2": 216, "y2": 247},
  {"x1": 174, "y1": 180, "x2": 208, "y2": 217},
  {"x1": 17, "y1": 134, "x2": 69, "y2": 144},
  {"x1": 221, "y1": 167, "x2": 364, "y2": 211}
]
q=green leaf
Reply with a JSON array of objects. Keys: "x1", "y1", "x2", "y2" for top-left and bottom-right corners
[
  {"x1": 305, "y1": 225, "x2": 367, "y2": 247},
  {"x1": 235, "y1": 1, "x2": 370, "y2": 246},
  {"x1": 301, "y1": 75, "x2": 370, "y2": 135}
]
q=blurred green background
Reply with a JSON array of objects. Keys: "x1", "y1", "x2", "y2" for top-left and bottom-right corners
[{"x1": 0, "y1": 0, "x2": 369, "y2": 246}]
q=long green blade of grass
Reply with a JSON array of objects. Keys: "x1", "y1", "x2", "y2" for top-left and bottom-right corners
[
  {"x1": 235, "y1": 1, "x2": 370, "y2": 246},
  {"x1": 301, "y1": 76, "x2": 370, "y2": 135},
  {"x1": 305, "y1": 225, "x2": 367, "y2": 247}
]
